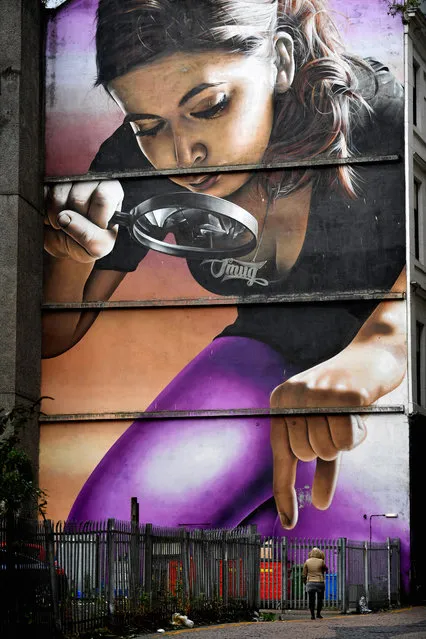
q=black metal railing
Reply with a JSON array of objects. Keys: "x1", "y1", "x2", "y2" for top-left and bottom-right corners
[{"x1": 0, "y1": 517, "x2": 401, "y2": 636}]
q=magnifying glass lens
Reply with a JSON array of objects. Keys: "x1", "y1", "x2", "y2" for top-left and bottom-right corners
[
  {"x1": 133, "y1": 208, "x2": 252, "y2": 251},
  {"x1": 110, "y1": 192, "x2": 258, "y2": 259}
]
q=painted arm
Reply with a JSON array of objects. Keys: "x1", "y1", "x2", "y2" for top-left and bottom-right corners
[
  {"x1": 270, "y1": 267, "x2": 407, "y2": 529},
  {"x1": 42, "y1": 180, "x2": 126, "y2": 358}
]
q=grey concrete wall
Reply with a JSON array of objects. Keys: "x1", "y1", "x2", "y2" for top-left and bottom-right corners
[{"x1": 0, "y1": 0, "x2": 44, "y2": 473}]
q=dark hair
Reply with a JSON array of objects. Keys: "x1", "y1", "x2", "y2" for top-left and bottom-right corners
[{"x1": 96, "y1": 0, "x2": 370, "y2": 196}]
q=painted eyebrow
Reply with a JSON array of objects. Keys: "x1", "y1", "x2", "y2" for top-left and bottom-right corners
[
  {"x1": 123, "y1": 113, "x2": 159, "y2": 124},
  {"x1": 123, "y1": 82, "x2": 225, "y2": 124},
  {"x1": 178, "y1": 82, "x2": 225, "y2": 107}
]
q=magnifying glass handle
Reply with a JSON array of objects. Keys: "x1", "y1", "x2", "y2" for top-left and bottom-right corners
[
  {"x1": 108, "y1": 211, "x2": 129, "y2": 228},
  {"x1": 108, "y1": 210, "x2": 155, "y2": 236}
]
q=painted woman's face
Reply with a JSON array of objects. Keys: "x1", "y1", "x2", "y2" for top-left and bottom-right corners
[{"x1": 109, "y1": 51, "x2": 277, "y2": 198}]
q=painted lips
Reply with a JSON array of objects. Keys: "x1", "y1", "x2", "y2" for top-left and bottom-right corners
[{"x1": 187, "y1": 174, "x2": 219, "y2": 191}]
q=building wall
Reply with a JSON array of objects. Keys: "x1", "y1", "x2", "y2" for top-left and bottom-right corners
[
  {"x1": 39, "y1": 0, "x2": 411, "y2": 595},
  {"x1": 0, "y1": 0, "x2": 44, "y2": 473},
  {"x1": 409, "y1": 10, "x2": 426, "y2": 409},
  {"x1": 405, "y1": 6, "x2": 426, "y2": 602}
]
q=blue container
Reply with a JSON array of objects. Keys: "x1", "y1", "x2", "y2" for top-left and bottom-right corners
[{"x1": 325, "y1": 573, "x2": 337, "y2": 599}]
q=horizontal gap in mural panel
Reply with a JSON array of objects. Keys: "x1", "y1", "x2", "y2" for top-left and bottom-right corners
[
  {"x1": 43, "y1": 161, "x2": 405, "y2": 305},
  {"x1": 44, "y1": 154, "x2": 401, "y2": 183},
  {"x1": 44, "y1": 0, "x2": 404, "y2": 178},
  {"x1": 38, "y1": 413, "x2": 409, "y2": 544},
  {"x1": 39, "y1": 405, "x2": 405, "y2": 423},
  {"x1": 42, "y1": 290, "x2": 405, "y2": 310}
]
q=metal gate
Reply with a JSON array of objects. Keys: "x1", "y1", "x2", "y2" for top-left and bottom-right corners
[
  {"x1": 346, "y1": 538, "x2": 401, "y2": 611},
  {"x1": 259, "y1": 536, "x2": 400, "y2": 612}
]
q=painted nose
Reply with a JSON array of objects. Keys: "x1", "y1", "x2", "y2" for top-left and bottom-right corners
[{"x1": 173, "y1": 133, "x2": 207, "y2": 169}]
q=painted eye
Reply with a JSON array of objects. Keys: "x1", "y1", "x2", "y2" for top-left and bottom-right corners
[
  {"x1": 134, "y1": 121, "x2": 165, "y2": 137},
  {"x1": 191, "y1": 95, "x2": 230, "y2": 119}
]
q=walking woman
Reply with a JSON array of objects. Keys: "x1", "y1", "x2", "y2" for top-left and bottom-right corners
[
  {"x1": 303, "y1": 547, "x2": 328, "y2": 620},
  {"x1": 43, "y1": 0, "x2": 406, "y2": 535}
]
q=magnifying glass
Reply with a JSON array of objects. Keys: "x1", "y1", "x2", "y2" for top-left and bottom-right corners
[{"x1": 108, "y1": 192, "x2": 258, "y2": 259}]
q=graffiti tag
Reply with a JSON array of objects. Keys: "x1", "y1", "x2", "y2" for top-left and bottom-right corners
[{"x1": 201, "y1": 258, "x2": 269, "y2": 287}]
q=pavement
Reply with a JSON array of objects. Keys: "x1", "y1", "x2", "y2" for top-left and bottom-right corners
[{"x1": 138, "y1": 605, "x2": 426, "y2": 639}]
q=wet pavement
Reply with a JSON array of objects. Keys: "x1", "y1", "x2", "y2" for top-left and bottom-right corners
[{"x1": 140, "y1": 606, "x2": 426, "y2": 638}]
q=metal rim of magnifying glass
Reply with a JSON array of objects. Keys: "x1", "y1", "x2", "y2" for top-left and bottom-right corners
[{"x1": 120, "y1": 192, "x2": 259, "y2": 259}]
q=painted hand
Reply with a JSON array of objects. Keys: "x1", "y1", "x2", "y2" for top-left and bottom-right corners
[
  {"x1": 269, "y1": 348, "x2": 377, "y2": 530},
  {"x1": 44, "y1": 180, "x2": 123, "y2": 262}
]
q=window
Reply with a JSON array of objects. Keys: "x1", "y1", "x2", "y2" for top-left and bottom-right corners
[
  {"x1": 414, "y1": 178, "x2": 421, "y2": 260},
  {"x1": 413, "y1": 58, "x2": 419, "y2": 127},
  {"x1": 413, "y1": 161, "x2": 426, "y2": 265},
  {"x1": 416, "y1": 320, "x2": 425, "y2": 406}
]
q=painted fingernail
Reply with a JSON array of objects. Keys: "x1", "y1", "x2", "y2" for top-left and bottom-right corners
[
  {"x1": 278, "y1": 512, "x2": 291, "y2": 528},
  {"x1": 57, "y1": 213, "x2": 71, "y2": 228}
]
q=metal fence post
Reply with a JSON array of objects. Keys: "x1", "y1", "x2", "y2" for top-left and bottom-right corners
[
  {"x1": 247, "y1": 525, "x2": 260, "y2": 610},
  {"x1": 388, "y1": 537, "x2": 401, "y2": 609},
  {"x1": 181, "y1": 527, "x2": 190, "y2": 601},
  {"x1": 198, "y1": 529, "x2": 205, "y2": 600},
  {"x1": 364, "y1": 541, "x2": 369, "y2": 606},
  {"x1": 281, "y1": 536, "x2": 287, "y2": 612},
  {"x1": 387, "y1": 537, "x2": 391, "y2": 609},
  {"x1": 338, "y1": 538, "x2": 347, "y2": 613},
  {"x1": 44, "y1": 518, "x2": 62, "y2": 634},
  {"x1": 106, "y1": 518, "x2": 116, "y2": 618},
  {"x1": 130, "y1": 499, "x2": 140, "y2": 611},
  {"x1": 222, "y1": 530, "x2": 229, "y2": 606},
  {"x1": 395, "y1": 538, "x2": 401, "y2": 607},
  {"x1": 254, "y1": 531, "x2": 261, "y2": 611},
  {"x1": 144, "y1": 524, "x2": 153, "y2": 606}
]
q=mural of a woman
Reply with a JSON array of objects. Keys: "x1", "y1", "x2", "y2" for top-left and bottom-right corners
[{"x1": 43, "y1": 0, "x2": 406, "y2": 538}]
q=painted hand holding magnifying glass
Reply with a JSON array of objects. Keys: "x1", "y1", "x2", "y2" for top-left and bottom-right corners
[
  {"x1": 44, "y1": 181, "x2": 123, "y2": 263},
  {"x1": 44, "y1": 180, "x2": 258, "y2": 262}
]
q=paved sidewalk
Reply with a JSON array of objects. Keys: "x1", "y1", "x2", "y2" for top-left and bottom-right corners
[{"x1": 140, "y1": 606, "x2": 426, "y2": 638}]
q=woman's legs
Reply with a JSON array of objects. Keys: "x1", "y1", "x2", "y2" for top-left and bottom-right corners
[
  {"x1": 308, "y1": 586, "x2": 324, "y2": 619},
  {"x1": 316, "y1": 586, "x2": 325, "y2": 618},
  {"x1": 308, "y1": 590, "x2": 316, "y2": 619},
  {"x1": 68, "y1": 337, "x2": 294, "y2": 529}
]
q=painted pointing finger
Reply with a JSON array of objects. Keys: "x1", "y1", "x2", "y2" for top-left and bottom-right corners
[
  {"x1": 312, "y1": 454, "x2": 342, "y2": 510},
  {"x1": 271, "y1": 416, "x2": 298, "y2": 529}
]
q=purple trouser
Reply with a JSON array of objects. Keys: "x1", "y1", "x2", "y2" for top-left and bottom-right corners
[
  {"x1": 68, "y1": 336, "x2": 407, "y2": 549},
  {"x1": 69, "y1": 337, "x2": 289, "y2": 529}
]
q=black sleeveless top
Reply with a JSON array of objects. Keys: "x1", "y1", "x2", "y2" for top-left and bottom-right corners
[{"x1": 91, "y1": 58, "x2": 405, "y2": 371}]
